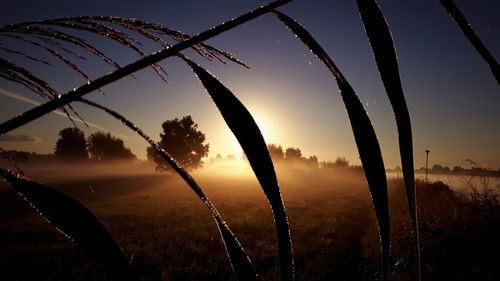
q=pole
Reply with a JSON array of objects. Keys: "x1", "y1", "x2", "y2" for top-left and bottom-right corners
[{"x1": 425, "y1": 149, "x2": 430, "y2": 183}]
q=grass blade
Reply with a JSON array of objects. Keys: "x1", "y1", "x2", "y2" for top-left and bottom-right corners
[
  {"x1": 356, "y1": 0, "x2": 420, "y2": 280},
  {"x1": 0, "y1": 147, "x2": 25, "y2": 176},
  {"x1": 273, "y1": 11, "x2": 390, "y2": 280},
  {"x1": 185, "y1": 59, "x2": 294, "y2": 281},
  {"x1": 78, "y1": 98, "x2": 256, "y2": 281},
  {"x1": 76, "y1": 16, "x2": 251, "y2": 69},
  {"x1": 0, "y1": 168, "x2": 141, "y2": 281},
  {"x1": 0, "y1": 45, "x2": 51, "y2": 65},
  {"x1": 0, "y1": 57, "x2": 84, "y2": 127},
  {"x1": 0, "y1": 0, "x2": 292, "y2": 136},
  {"x1": 0, "y1": 57, "x2": 58, "y2": 99},
  {"x1": 438, "y1": 0, "x2": 500, "y2": 86}
]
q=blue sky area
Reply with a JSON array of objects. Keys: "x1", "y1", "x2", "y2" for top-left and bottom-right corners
[{"x1": 1, "y1": 0, "x2": 499, "y2": 169}]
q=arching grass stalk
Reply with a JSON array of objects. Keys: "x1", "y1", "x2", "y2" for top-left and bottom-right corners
[
  {"x1": 0, "y1": 0, "x2": 293, "y2": 136},
  {"x1": 273, "y1": 10, "x2": 390, "y2": 281},
  {"x1": 356, "y1": 0, "x2": 419, "y2": 280},
  {"x1": 184, "y1": 58, "x2": 294, "y2": 281},
  {"x1": 0, "y1": 168, "x2": 142, "y2": 281},
  {"x1": 78, "y1": 98, "x2": 256, "y2": 281},
  {"x1": 438, "y1": 0, "x2": 500, "y2": 86}
]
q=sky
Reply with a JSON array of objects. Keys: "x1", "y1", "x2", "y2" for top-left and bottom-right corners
[{"x1": 0, "y1": 0, "x2": 499, "y2": 169}]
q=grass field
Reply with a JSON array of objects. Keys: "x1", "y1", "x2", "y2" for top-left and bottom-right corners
[{"x1": 1, "y1": 162, "x2": 499, "y2": 281}]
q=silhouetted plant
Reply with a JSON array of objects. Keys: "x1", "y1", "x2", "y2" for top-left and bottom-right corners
[{"x1": 0, "y1": 0, "x2": 498, "y2": 280}]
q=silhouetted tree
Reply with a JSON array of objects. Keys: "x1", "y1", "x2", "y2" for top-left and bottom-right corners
[
  {"x1": 209, "y1": 153, "x2": 223, "y2": 163},
  {"x1": 226, "y1": 154, "x2": 237, "y2": 161},
  {"x1": 284, "y1": 147, "x2": 302, "y2": 161},
  {"x1": 453, "y1": 166, "x2": 466, "y2": 174},
  {"x1": 431, "y1": 164, "x2": 451, "y2": 174},
  {"x1": 268, "y1": 144, "x2": 285, "y2": 162},
  {"x1": 147, "y1": 115, "x2": 209, "y2": 171},
  {"x1": 321, "y1": 157, "x2": 349, "y2": 169},
  {"x1": 307, "y1": 155, "x2": 319, "y2": 168},
  {"x1": 87, "y1": 132, "x2": 136, "y2": 161},
  {"x1": 334, "y1": 157, "x2": 349, "y2": 168},
  {"x1": 267, "y1": 144, "x2": 319, "y2": 168},
  {"x1": 11, "y1": 151, "x2": 30, "y2": 162},
  {"x1": 54, "y1": 127, "x2": 88, "y2": 161}
]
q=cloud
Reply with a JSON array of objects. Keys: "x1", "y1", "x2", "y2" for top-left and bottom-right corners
[{"x1": 0, "y1": 133, "x2": 42, "y2": 143}]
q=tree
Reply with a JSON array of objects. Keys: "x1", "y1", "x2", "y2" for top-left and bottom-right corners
[
  {"x1": 284, "y1": 147, "x2": 302, "y2": 161},
  {"x1": 54, "y1": 127, "x2": 88, "y2": 161},
  {"x1": 267, "y1": 144, "x2": 285, "y2": 162},
  {"x1": 226, "y1": 154, "x2": 237, "y2": 161},
  {"x1": 307, "y1": 155, "x2": 319, "y2": 168},
  {"x1": 147, "y1": 115, "x2": 209, "y2": 171},
  {"x1": 87, "y1": 132, "x2": 136, "y2": 161},
  {"x1": 321, "y1": 157, "x2": 349, "y2": 169},
  {"x1": 334, "y1": 157, "x2": 349, "y2": 168}
]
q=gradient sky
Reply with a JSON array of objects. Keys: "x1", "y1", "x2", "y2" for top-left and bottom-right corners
[{"x1": 1, "y1": 0, "x2": 499, "y2": 169}]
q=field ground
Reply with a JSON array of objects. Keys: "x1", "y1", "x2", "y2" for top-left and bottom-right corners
[{"x1": 1, "y1": 162, "x2": 499, "y2": 280}]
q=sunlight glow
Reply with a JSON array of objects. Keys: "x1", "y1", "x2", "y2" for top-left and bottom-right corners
[
  {"x1": 217, "y1": 108, "x2": 281, "y2": 160},
  {"x1": 251, "y1": 109, "x2": 280, "y2": 144}
]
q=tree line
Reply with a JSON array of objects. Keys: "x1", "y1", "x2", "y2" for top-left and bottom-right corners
[
  {"x1": 54, "y1": 128, "x2": 136, "y2": 162},
  {"x1": 53, "y1": 115, "x2": 208, "y2": 168},
  {"x1": 387, "y1": 164, "x2": 500, "y2": 177},
  {"x1": 212, "y1": 144, "x2": 360, "y2": 171},
  {"x1": 6, "y1": 115, "x2": 360, "y2": 173},
  {"x1": 415, "y1": 164, "x2": 500, "y2": 177}
]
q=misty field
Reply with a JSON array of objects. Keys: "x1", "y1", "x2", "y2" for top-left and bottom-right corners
[{"x1": 1, "y1": 163, "x2": 498, "y2": 281}]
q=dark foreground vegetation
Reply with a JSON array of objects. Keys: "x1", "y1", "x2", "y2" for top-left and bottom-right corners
[
  {"x1": 1, "y1": 163, "x2": 498, "y2": 281},
  {"x1": 1, "y1": 0, "x2": 499, "y2": 279}
]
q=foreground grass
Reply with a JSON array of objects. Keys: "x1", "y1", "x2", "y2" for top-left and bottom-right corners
[{"x1": 0, "y1": 163, "x2": 499, "y2": 280}]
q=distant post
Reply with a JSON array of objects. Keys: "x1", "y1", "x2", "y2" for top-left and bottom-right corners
[{"x1": 425, "y1": 149, "x2": 430, "y2": 183}]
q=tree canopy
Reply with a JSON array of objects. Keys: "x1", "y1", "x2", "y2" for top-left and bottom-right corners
[
  {"x1": 147, "y1": 115, "x2": 209, "y2": 171},
  {"x1": 266, "y1": 143, "x2": 318, "y2": 168},
  {"x1": 267, "y1": 144, "x2": 285, "y2": 161},
  {"x1": 284, "y1": 147, "x2": 303, "y2": 161},
  {"x1": 54, "y1": 127, "x2": 88, "y2": 161},
  {"x1": 87, "y1": 132, "x2": 136, "y2": 161}
]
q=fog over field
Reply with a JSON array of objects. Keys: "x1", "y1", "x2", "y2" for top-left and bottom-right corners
[{"x1": 1, "y1": 160, "x2": 499, "y2": 280}]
